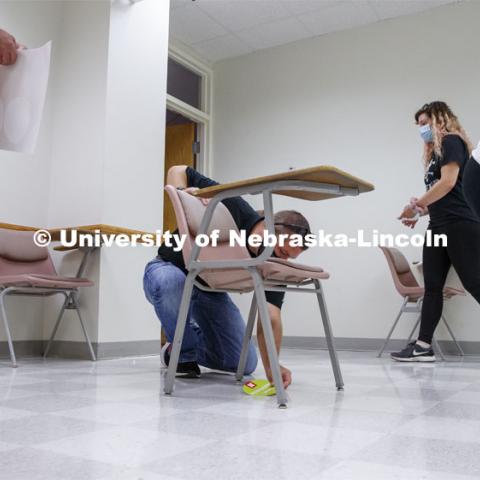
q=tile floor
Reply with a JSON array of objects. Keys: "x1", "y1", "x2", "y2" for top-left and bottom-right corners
[{"x1": 1, "y1": 349, "x2": 480, "y2": 480}]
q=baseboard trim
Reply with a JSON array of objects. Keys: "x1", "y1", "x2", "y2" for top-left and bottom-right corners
[
  {"x1": 0, "y1": 340, "x2": 44, "y2": 359},
  {"x1": 282, "y1": 336, "x2": 480, "y2": 356},
  {"x1": 0, "y1": 340, "x2": 161, "y2": 361},
  {"x1": 1, "y1": 337, "x2": 479, "y2": 361}
]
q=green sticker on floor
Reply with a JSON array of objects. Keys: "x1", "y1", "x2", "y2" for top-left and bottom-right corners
[{"x1": 242, "y1": 379, "x2": 276, "y2": 396}]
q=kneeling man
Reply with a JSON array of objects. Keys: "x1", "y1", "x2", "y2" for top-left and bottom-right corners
[{"x1": 143, "y1": 166, "x2": 311, "y2": 389}]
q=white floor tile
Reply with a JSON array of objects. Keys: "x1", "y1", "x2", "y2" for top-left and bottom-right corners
[
  {"x1": 319, "y1": 460, "x2": 480, "y2": 480},
  {"x1": 36, "y1": 426, "x2": 213, "y2": 468},
  {"x1": 392, "y1": 415, "x2": 480, "y2": 443},
  {"x1": 1, "y1": 350, "x2": 480, "y2": 480},
  {"x1": 146, "y1": 441, "x2": 337, "y2": 480},
  {"x1": 228, "y1": 421, "x2": 384, "y2": 459},
  {"x1": 353, "y1": 435, "x2": 480, "y2": 477},
  {"x1": 52, "y1": 401, "x2": 182, "y2": 425}
]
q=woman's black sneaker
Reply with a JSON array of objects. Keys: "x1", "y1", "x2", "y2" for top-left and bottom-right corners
[
  {"x1": 391, "y1": 342, "x2": 435, "y2": 362},
  {"x1": 161, "y1": 342, "x2": 201, "y2": 378}
]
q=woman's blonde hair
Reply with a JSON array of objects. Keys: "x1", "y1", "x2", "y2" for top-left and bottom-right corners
[{"x1": 414, "y1": 101, "x2": 473, "y2": 168}]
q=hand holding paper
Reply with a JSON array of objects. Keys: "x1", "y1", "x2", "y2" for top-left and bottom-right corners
[
  {"x1": 0, "y1": 41, "x2": 51, "y2": 154},
  {"x1": 0, "y1": 29, "x2": 18, "y2": 65}
]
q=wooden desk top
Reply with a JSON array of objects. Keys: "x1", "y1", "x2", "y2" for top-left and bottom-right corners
[
  {"x1": 0, "y1": 223, "x2": 154, "y2": 251},
  {"x1": 194, "y1": 165, "x2": 374, "y2": 201}
]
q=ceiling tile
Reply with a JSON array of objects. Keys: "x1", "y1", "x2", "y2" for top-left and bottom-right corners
[
  {"x1": 196, "y1": 0, "x2": 291, "y2": 32},
  {"x1": 298, "y1": 1, "x2": 378, "y2": 36},
  {"x1": 369, "y1": 0, "x2": 456, "y2": 21},
  {"x1": 192, "y1": 33, "x2": 254, "y2": 62},
  {"x1": 169, "y1": 4, "x2": 228, "y2": 44},
  {"x1": 237, "y1": 17, "x2": 312, "y2": 50},
  {"x1": 280, "y1": 0, "x2": 339, "y2": 16},
  {"x1": 170, "y1": 0, "x2": 460, "y2": 63}
]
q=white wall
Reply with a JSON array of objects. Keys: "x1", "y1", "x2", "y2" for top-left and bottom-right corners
[
  {"x1": 1, "y1": 0, "x2": 169, "y2": 350},
  {"x1": 211, "y1": 1, "x2": 480, "y2": 342},
  {"x1": 43, "y1": 0, "x2": 110, "y2": 345},
  {"x1": 0, "y1": 1, "x2": 63, "y2": 342},
  {"x1": 97, "y1": 0, "x2": 169, "y2": 343}
]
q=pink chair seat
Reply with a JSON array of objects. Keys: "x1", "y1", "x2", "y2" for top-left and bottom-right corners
[
  {"x1": 379, "y1": 247, "x2": 465, "y2": 301},
  {"x1": 0, "y1": 274, "x2": 93, "y2": 289},
  {"x1": 199, "y1": 258, "x2": 329, "y2": 291},
  {"x1": 0, "y1": 227, "x2": 96, "y2": 366},
  {"x1": 403, "y1": 285, "x2": 465, "y2": 302}
]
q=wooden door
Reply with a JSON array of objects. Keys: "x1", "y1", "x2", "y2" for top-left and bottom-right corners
[
  {"x1": 163, "y1": 123, "x2": 196, "y2": 233},
  {"x1": 161, "y1": 122, "x2": 196, "y2": 346}
]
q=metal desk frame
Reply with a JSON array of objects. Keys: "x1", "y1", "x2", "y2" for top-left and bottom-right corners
[{"x1": 164, "y1": 179, "x2": 361, "y2": 408}]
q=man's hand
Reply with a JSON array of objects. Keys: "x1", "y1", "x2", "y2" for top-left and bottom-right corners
[
  {"x1": 0, "y1": 29, "x2": 18, "y2": 65},
  {"x1": 184, "y1": 187, "x2": 210, "y2": 206},
  {"x1": 266, "y1": 365, "x2": 292, "y2": 389}
]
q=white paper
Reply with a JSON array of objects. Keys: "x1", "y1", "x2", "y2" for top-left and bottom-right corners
[{"x1": 0, "y1": 42, "x2": 51, "y2": 154}]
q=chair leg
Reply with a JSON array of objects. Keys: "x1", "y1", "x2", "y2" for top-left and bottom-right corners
[
  {"x1": 377, "y1": 298, "x2": 407, "y2": 358},
  {"x1": 72, "y1": 295, "x2": 96, "y2": 361},
  {"x1": 249, "y1": 268, "x2": 288, "y2": 408},
  {"x1": 236, "y1": 294, "x2": 257, "y2": 382},
  {"x1": 406, "y1": 314, "x2": 422, "y2": 343},
  {"x1": 432, "y1": 335, "x2": 445, "y2": 361},
  {"x1": 0, "y1": 290, "x2": 17, "y2": 368},
  {"x1": 313, "y1": 280, "x2": 344, "y2": 390},
  {"x1": 44, "y1": 293, "x2": 70, "y2": 359},
  {"x1": 441, "y1": 315, "x2": 464, "y2": 356},
  {"x1": 164, "y1": 270, "x2": 197, "y2": 395}
]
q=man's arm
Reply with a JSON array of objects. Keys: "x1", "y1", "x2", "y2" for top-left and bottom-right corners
[
  {"x1": 166, "y1": 165, "x2": 188, "y2": 189},
  {"x1": 256, "y1": 303, "x2": 292, "y2": 388}
]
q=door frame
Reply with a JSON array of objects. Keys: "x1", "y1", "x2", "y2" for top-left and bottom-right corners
[{"x1": 167, "y1": 45, "x2": 213, "y2": 176}]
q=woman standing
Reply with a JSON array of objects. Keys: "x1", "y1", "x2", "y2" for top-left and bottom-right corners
[{"x1": 393, "y1": 101, "x2": 480, "y2": 361}]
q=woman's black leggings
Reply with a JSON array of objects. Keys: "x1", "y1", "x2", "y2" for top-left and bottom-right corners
[
  {"x1": 419, "y1": 220, "x2": 480, "y2": 343},
  {"x1": 464, "y1": 157, "x2": 480, "y2": 219}
]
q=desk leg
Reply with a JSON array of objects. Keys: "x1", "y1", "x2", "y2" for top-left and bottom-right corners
[
  {"x1": 164, "y1": 270, "x2": 197, "y2": 395},
  {"x1": 236, "y1": 294, "x2": 257, "y2": 382},
  {"x1": 44, "y1": 247, "x2": 98, "y2": 360},
  {"x1": 43, "y1": 292, "x2": 69, "y2": 358},
  {"x1": 75, "y1": 247, "x2": 96, "y2": 278},
  {"x1": 249, "y1": 268, "x2": 288, "y2": 408},
  {"x1": 0, "y1": 289, "x2": 17, "y2": 367},
  {"x1": 72, "y1": 295, "x2": 96, "y2": 361},
  {"x1": 314, "y1": 280, "x2": 344, "y2": 390}
]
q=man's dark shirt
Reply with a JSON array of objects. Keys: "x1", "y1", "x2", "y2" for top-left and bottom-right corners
[{"x1": 158, "y1": 167, "x2": 285, "y2": 309}]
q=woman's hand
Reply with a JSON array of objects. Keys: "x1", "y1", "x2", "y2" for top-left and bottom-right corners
[
  {"x1": 410, "y1": 197, "x2": 428, "y2": 216},
  {"x1": 398, "y1": 205, "x2": 419, "y2": 229}
]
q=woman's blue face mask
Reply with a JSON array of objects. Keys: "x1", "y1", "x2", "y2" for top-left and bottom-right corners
[{"x1": 419, "y1": 124, "x2": 433, "y2": 143}]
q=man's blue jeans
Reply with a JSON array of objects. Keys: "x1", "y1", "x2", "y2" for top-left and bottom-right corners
[{"x1": 143, "y1": 257, "x2": 258, "y2": 374}]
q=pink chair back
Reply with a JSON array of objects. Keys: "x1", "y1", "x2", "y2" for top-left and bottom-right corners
[
  {"x1": 0, "y1": 228, "x2": 56, "y2": 277},
  {"x1": 379, "y1": 246, "x2": 419, "y2": 297},
  {"x1": 164, "y1": 185, "x2": 253, "y2": 287}
]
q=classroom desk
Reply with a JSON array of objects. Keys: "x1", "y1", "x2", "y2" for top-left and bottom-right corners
[
  {"x1": 0, "y1": 222, "x2": 154, "y2": 362},
  {"x1": 194, "y1": 165, "x2": 374, "y2": 200},
  {"x1": 0, "y1": 222, "x2": 153, "y2": 278},
  {"x1": 164, "y1": 165, "x2": 375, "y2": 406}
]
